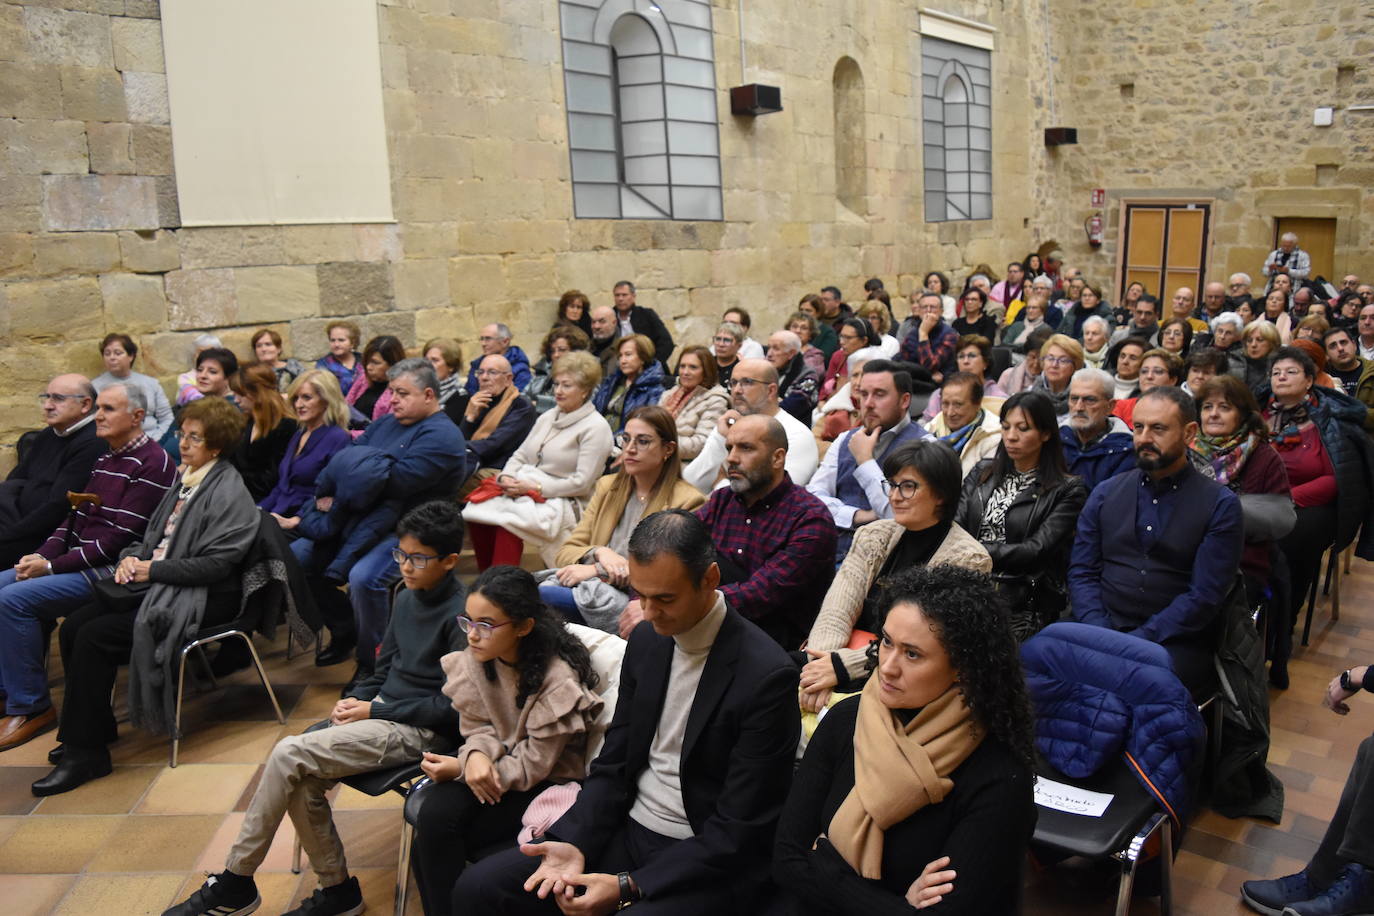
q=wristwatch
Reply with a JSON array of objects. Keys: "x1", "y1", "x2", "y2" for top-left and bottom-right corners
[
  {"x1": 1341, "y1": 669, "x2": 1355, "y2": 692},
  {"x1": 616, "y1": 872, "x2": 640, "y2": 909}
]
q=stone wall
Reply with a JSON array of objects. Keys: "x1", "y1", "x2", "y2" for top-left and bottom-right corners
[
  {"x1": 1037, "y1": 0, "x2": 1374, "y2": 298},
  {"x1": 0, "y1": 0, "x2": 1058, "y2": 472}
]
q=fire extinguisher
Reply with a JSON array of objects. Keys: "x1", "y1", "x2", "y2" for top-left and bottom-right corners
[{"x1": 1085, "y1": 213, "x2": 1104, "y2": 248}]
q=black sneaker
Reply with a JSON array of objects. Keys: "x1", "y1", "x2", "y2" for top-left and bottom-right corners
[
  {"x1": 162, "y1": 871, "x2": 260, "y2": 916},
  {"x1": 283, "y1": 876, "x2": 365, "y2": 916}
]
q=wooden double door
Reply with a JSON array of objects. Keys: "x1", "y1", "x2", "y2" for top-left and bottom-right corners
[{"x1": 1119, "y1": 201, "x2": 1211, "y2": 302}]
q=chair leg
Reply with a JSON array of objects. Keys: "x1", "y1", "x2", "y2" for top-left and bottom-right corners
[
  {"x1": 394, "y1": 817, "x2": 413, "y2": 916},
  {"x1": 1302, "y1": 568, "x2": 1319, "y2": 647},
  {"x1": 292, "y1": 834, "x2": 303, "y2": 875},
  {"x1": 171, "y1": 642, "x2": 194, "y2": 768},
  {"x1": 1344, "y1": 543, "x2": 1355, "y2": 575},
  {"x1": 1159, "y1": 816, "x2": 1174, "y2": 916},
  {"x1": 1323, "y1": 545, "x2": 1338, "y2": 597},
  {"x1": 1329, "y1": 547, "x2": 1341, "y2": 622},
  {"x1": 1113, "y1": 849, "x2": 1139, "y2": 916},
  {"x1": 237, "y1": 633, "x2": 286, "y2": 725}
]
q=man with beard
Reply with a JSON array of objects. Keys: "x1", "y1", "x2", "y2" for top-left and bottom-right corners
[
  {"x1": 1068, "y1": 386, "x2": 1243, "y2": 698},
  {"x1": 682, "y1": 358, "x2": 819, "y2": 492},
  {"x1": 588, "y1": 305, "x2": 620, "y2": 377},
  {"x1": 1058, "y1": 368, "x2": 1136, "y2": 493},
  {"x1": 690, "y1": 415, "x2": 835, "y2": 648},
  {"x1": 806, "y1": 359, "x2": 924, "y2": 561},
  {"x1": 1324, "y1": 327, "x2": 1374, "y2": 428}
]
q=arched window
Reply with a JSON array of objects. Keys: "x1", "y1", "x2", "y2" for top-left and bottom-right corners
[
  {"x1": 922, "y1": 36, "x2": 992, "y2": 221},
  {"x1": 559, "y1": 0, "x2": 723, "y2": 220}
]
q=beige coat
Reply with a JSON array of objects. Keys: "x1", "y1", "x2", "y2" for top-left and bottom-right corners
[
  {"x1": 659, "y1": 384, "x2": 729, "y2": 461},
  {"x1": 925, "y1": 409, "x2": 1004, "y2": 477},
  {"x1": 806, "y1": 520, "x2": 992, "y2": 680},
  {"x1": 554, "y1": 474, "x2": 706, "y2": 568}
]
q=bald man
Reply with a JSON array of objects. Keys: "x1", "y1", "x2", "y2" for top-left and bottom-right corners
[
  {"x1": 1200, "y1": 281, "x2": 1228, "y2": 324},
  {"x1": 691, "y1": 414, "x2": 836, "y2": 648},
  {"x1": 589, "y1": 305, "x2": 620, "y2": 376},
  {"x1": 1170, "y1": 287, "x2": 1206, "y2": 334},
  {"x1": 766, "y1": 329, "x2": 820, "y2": 424},
  {"x1": 458, "y1": 354, "x2": 535, "y2": 489},
  {"x1": 682, "y1": 358, "x2": 819, "y2": 492},
  {"x1": 0, "y1": 375, "x2": 106, "y2": 567}
]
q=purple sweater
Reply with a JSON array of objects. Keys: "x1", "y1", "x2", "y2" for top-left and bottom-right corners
[
  {"x1": 37, "y1": 434, "x2": 177, "y2": 581},
  {"x1": 258, "y1": 423, "x2": 351, "y2": 515}
]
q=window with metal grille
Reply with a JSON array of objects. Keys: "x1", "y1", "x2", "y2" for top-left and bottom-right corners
[{"x1": 921, "y1": 35, "x2": 992, "y2": 222}]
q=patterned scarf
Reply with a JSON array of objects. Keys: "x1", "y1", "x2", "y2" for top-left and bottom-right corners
[
  {"x1": 661, "y1": 384, "x2": 696, "y2": 418},
  {"x1": 1192, "y1": 428, "x2": 1260, "y2": 486},
  {"x1": 1266, "y1": 391, "x2": 1316, "y2": 451},
  {"x1": 938, "y1": 411, "x2": 983, "y2": 455}
]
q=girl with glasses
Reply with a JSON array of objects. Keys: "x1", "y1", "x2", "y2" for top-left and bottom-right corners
[{"x1": 412, "y1": 566, "x2": 603, "y2": 916}]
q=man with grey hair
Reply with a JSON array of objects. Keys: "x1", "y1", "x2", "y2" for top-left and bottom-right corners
[
  {"x1": 683, "y1": 358, "x2": 818, "y2": 492},
  {"x1": 589, "y1": 305, "x2": 620, "y2": 376},
  {"x1": 458, "y1": 353, "x2": 534, "y2": 491},
  {"x1": 765, "y1": 329, "x2": 819, "y2": 424},
  {"x1": 1200, "y1": 281, "x2": 1228, "y2": 325},
  {"x1": 0, "y1": 382, "x2": 175, "y2": 751},
  {"x1": 465, "y1": 323, "x2": 532, "y2": 393},
  {"x1": 612, "y1": 279, "x2": 675, "y2": 371},
  {"x1": 0, "y1": 374, "x2": 105, "y2": 567},
  {"x1": 1264, "y1": 232, "x2": 1311, "y2": 292},
  {"x1": 1058, "y1": 367, "x2": 1136, "y2": 492},
  {"x1": 291, "y1": 356, "x2": 465, "y2": 679},
  {"x1": 1228, "y1": 272, "x2": 1253, "y2": 300}
]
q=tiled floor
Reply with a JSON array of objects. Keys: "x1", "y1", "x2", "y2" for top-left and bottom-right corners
[{"x1": 0, "y1": 555, "x2": 1369, "y2": 915}]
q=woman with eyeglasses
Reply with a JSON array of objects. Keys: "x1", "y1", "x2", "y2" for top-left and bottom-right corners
[
  {"x1": 1243, "y1": 319, "x2": 1283, "y2": 395},
  {"x1": 411, "y1": 566, "x2": 603, "y2": 916},
  {"x1": 538, "y1": 406, "x2": 704, "y2": 632},
  {"x1": 787, "y1": 311, "x2": 829, "y2": 376},
  {"x1": 712, "y1": 321, "x2": 747, "y2": 388},
  {"x1": 1158, "y1": 317, "x2": 1194, "y2": 358},
  {"x1": 797, "y1": 440, "x2": 991, "y2": 713},
  {"x1": 1030, "y1": 333, "x2": 1084, "y2": 415},
  {"x1": 955, "y1": 391, "x2": 1087, "y2": 640},
  {"x1": 951, "y1": 287, "x2": 999, "y2": 345},
  {"x1": 463, "y1": 351, "x2": 614, "y2": 570},
  {"x1": 1111, "y1": 348, "x2": 1183, "y2": 428},
  {"x1": 821, "y1": 318, "x2": 876, "y2": 400},
  {"x1": 526, "y1": 325, "x2": 590, "y2": 416},
  {"x1": 658, "y1": 345, "x2": 728, "y2": 461},
  {"x1": 1263, "y1": 347, "x2": 1374, "y2": 684}
]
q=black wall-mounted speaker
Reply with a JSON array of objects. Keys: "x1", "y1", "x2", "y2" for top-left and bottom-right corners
[
  {"x1": 730, "y1": 84, "x2": 783, "y2": 116},
  {"x1": 1044, "y1": 126, "x2": 1079, "y2": 146}
]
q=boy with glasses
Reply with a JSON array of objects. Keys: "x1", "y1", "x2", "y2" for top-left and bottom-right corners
[{"x1": 164, "y1": 501, "x2": 468, "y2": 916}]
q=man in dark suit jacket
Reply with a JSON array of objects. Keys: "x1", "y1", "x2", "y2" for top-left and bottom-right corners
[
  {"x1": 453, "y1": 509, "x2": 800, "y2": 914},
  {"x1": 613, "y1": 280, "x2": 675, "y2": 372}
]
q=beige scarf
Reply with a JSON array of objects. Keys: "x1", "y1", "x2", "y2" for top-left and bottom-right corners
[
  {"x1": 471, "y1": 385, "x2": 521, "y2": 442},
  {"x1": 828, "y1": 677, "x2": 984, "y2": 879}
]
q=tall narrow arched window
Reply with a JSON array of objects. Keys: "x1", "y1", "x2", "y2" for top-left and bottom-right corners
[
  {"x1": 559, "y1": 0, "x2": 723, "y2": 220},
  {"x1": 833, "y1": 57, "x2": 867, "y2": 215},
  {"x1": 921, "y1": 34, "x2": 992, "y2": 221}
]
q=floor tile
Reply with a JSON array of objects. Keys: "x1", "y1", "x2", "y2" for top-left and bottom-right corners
[
  {"x1": 86, "y1": 813, "x2": 224, "y2": 872},
  {"x1": 34, "y1": 764, "x2": 160, "y2": 815},
  {"x1": 6, "y1": 874, "x2": 78, "y2": 916},
  {"x1": 136, "y1": 763, "x2": 259, "y2": 815},
  {"x1": 0, "y1": 814, "x2": 123, "y2": 873},
  {"x1": 0, "y1": 765, "x2": 48, "y2": 815},
  {"x1": 195, "y1": 810, "x2": 302, "y2": 874},
  {"x1": 52, "y1": 873, "x2": 186, "y2": 916}
]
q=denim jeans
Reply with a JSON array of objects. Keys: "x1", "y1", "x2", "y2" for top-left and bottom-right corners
[
  {"x1": 291, "y1": 535, "x2": 400, "y2": 668},
  {"x1": 537, "y1": 582, "x2": 586, "y2": 625},
  {"x1": 0, "y1": 567, "x2": 95, "y2": 714}
]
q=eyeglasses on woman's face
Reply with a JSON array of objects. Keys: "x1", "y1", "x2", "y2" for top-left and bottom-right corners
[
  {"x1": 456, "y1": 615, "x2": 513, "y2": 638},
  {"x1": 615, "y1": 432, "x2": 660, "y2": 451},
  {"x1": 881, "y1": 478, "x2": 921, "y2": 499}
]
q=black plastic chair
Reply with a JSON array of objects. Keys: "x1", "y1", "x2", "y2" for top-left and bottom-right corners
[
  {"x1": 1301, "y1": 541, "x2": 1343, "y2": 646},
  {"x1": 1032, "y1": 754, "x2": 1175, "y2": 915}
]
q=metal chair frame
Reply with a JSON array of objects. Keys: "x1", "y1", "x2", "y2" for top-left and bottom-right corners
[{"x1": 171, "y1": 627, "x2": 284, "y2": 767}]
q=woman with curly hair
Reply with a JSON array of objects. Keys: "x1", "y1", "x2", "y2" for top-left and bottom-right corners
[
  {"x1": 411, "y1": 566, "x2": 604, "y2": 916},
  {"x1": 773, "y1": 563, "x2": 1036, "y2": 915}
]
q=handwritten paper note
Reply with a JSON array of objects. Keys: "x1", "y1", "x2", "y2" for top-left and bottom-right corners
[{"x1": 1033, "y1": 777, "x2": 1114, "y2": 817}]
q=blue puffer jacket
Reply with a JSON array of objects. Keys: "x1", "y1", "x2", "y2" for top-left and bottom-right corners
[
  {"x1": 297, "y1": 446, "x2": 402, "y2": 582},
  {"x1": 591, "y1": 359, "x2": 666, "y2": 433},
  {"x1": 1058, "y1": 416, "x2": 1136, "y2": 494},
  {"x1": 1020, "y1": 622, "x2": 1206, "y2": 826}
]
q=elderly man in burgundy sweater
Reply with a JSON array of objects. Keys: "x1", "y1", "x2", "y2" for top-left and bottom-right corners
[{"x1": 0, "y1": 383, "x2": 175, "y2": 751}]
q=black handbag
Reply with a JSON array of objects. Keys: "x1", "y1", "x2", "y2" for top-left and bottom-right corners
[{"x1": 90, "y1": 576, "x2": 152, "y2": 615}]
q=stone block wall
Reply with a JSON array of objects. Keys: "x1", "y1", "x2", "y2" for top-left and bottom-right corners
[{"x1": 1037, "y1": 0, "x2": 1374, "y2": 299}]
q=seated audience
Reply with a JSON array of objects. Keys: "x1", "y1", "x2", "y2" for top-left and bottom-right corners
[
  {"x1": 543, "y1": 407, "x2": 705, "y2": 632},
  {"x1": 1324, "y1": 326, "x2": 1374, "y2": 412},
  {"x1": 799, "y1": 440, "x2": 991, "y2": 711},
  {"x1": 807, "y1": 360, "x2": 925, "y2": 561},
  {"x1": 466, "y1": 323, "x2": 533, "y2": 394},
  {"x1": 1032, "y1": 333, "x2": 1084, "y2": 415},
  {"x1": 451, "y1": 510, "x2": 800, "y2": 915},
  {"x1": 161, "y1": 502, "x2": 469, "y2": 916},
  {"x1": 588, "y1": 305, "x2": 620, "y2": 378},
  {"x1": 723, "y1": 307, "x2": 765, "y2": 359},
  {"x1": 683, "y1": 358, "x2": 819, "y2": 491},
  {"x1": 295, "y1": 359, "x2": 465, "y2": 676},
  {"x1": 175, "y1": 333, "x2": 224, "y2": 406},
  {"x1": 901, "y1": 292, "x2": 960, "y2": 382},
  {"x1": 658, "y1": 344, "x2": 728, "y2": 462},
  {"x1": 819, "y1": 284, "x2": 856, "y2": 332},
  {"x1": 1108, "y1": 336, "x2": 1148, "y2": 399},
  {"x1": 35, "y1": 397, "x2": 251, "y2": 793},
  {"x1": 921, "y1": 270, "x2": 958, "y2": 321},
  {"x1": 1183, "y1": 347, "x2": 1232, "y2": 395},
  {"x1": 925, "y1": 373, "x2": 1004, "y2": 477},
  {"x1": 1207, "y1": 311, "x2": 1248, "y2": 378},
  {"x1": 991, "y1": 260, "x2": 1028, "y2": 312},
  {"x1": 1081, "y1": 314, "x2": 1111, "y2": 369},
  {"x1": 1158, "y1": 317, "x2": 1194, "y2": 358},
  {"x1": 315, "y1": 321, "x2": 362, "y2": 397},
  {"x1": 1061, "y1": 283, "x2": 1113, "y2": 341},
  {"x1": 801, "y1": 292, "x2": 841, "y2": 361},
  {"x1": 1114, "y1": 280, "x2": 1147, "y2": 328},
  {"x1": 0, "y1": 384, "x2": 175, "y2": 752},
  {"x1": 1110, "y1": 294, "x2": 1161, "y2": 347},
  {"x1": 856, "y1": 302, "x2": 901, "y2": 357},
  {"x1": 92, "y1": 333, "x2": 173, "y2": 440},
  {"x1": 1296, "y1": 315, "x2": 1331, "y2": 346},
  {"x1": 593, "y1": 334, "x2": 666, "y2": 435},
  {"x1": 999, "y1": 326, "x2": 1053, "y2": 394},
  {"x1": 712, "y1": 320, "x2": 747, "y2": 388},
  {"x1": 767, "y1": 330, "x2": 821, "y2": 425},
  {"x1": 413, "y1": 565, "x2": 605, "y2": 916},
  {"x1": 258, "y1": 369, "x2": 352, "y2": 519},
  {"x1": 1243, "y1": 319, "x2": 1283, "y2": 393},
  {"x1": 1260, "y1": 287, "x2": 1294, "y2": 344},
  {"x1": 228, "y1": 362, "x2": 298, "y2": 502},
  {"x1": 250, "y1": 328, "x2": 304, "y2": 393},
  {"x1": 611, "y1": 280, "x2": 675, "y2": 371},
  {"x1": 786, "y1": 310, "x2": 829, "y2": 376},
  {"x1": 774, "y1": 564, "x2": 1035, "y2": 915},
  {"x1": 1113, "y1": 348, "x2": 1183, "y2": 428},
  {"x1": 822, "y1": 317, "x2": 875, "y2": 400},
  {"x1": 458, "y1": 354, "x2": 536, "y2": 491},
  {"x1": 1069, "y1": 386, "x2": 1243, "y2": 698},
  {"x1": 951, "y1": 287, "x2": 1000, "y2": 343},
  {"x1": 1240, "y1": 665, "x2": 1374, "y2": 916},
  {"x1": 463, "y1": 351, "x2": 613, "y2": 570},
  {"x1": 527, "y1": 324, "x2": 590, "y2": 416},
  {"x1": 680, "y1": 416, "x2": 835, "y2": 649},
  {"x1": 921, "y1": 334, "x2": 1007, "y2": 421},
  {"x1": 346, "y1": 335, "x2": 405, "y2": 431},
  {"x1": 956, "y1": 391, "x2": 1088, "y2": 639},
  {"x1": 815, "y1": 357, "x2": 869, "y2": 443},
  {"x1": 1293, "y1": 336, "x2": 1337, "y2": 390},
  {"x1": 1192, "y1": 375, "x2": 1294, "y2": 685},
  {"x1": 0, "y1": 374, "x2": 105, "y2": 567},
  {"x1": 1059, "y1": 367, "x2": 1136, "y2": 492},
  {"x1": 423, "y1": 336, "x2": 467, "y2": 415},
  {"x1": 555, "y1": 288, "x2": 593, "y2": 338}
]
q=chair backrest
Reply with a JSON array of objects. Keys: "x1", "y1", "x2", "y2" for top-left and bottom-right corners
[{"x1": 565, "y1": 622, "x2": 626, "y2": 762}]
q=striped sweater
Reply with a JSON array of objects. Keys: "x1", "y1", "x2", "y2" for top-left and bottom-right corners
[{"x1": 36, "y1": 434, "x2": 177, "y2": 581}]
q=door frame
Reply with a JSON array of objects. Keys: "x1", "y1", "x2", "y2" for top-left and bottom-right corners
[{"x1": 1115, "y1": 197, "x2": 1215, "y2": 302}]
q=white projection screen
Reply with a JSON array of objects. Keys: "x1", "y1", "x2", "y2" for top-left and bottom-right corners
[{"x1": 162, "y1": 0, "x2": 395, "y2": 226}]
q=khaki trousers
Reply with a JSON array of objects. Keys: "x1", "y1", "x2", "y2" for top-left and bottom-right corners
[{"x1": 227, "y1": 718, "x2": 436, "y2": 886}]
